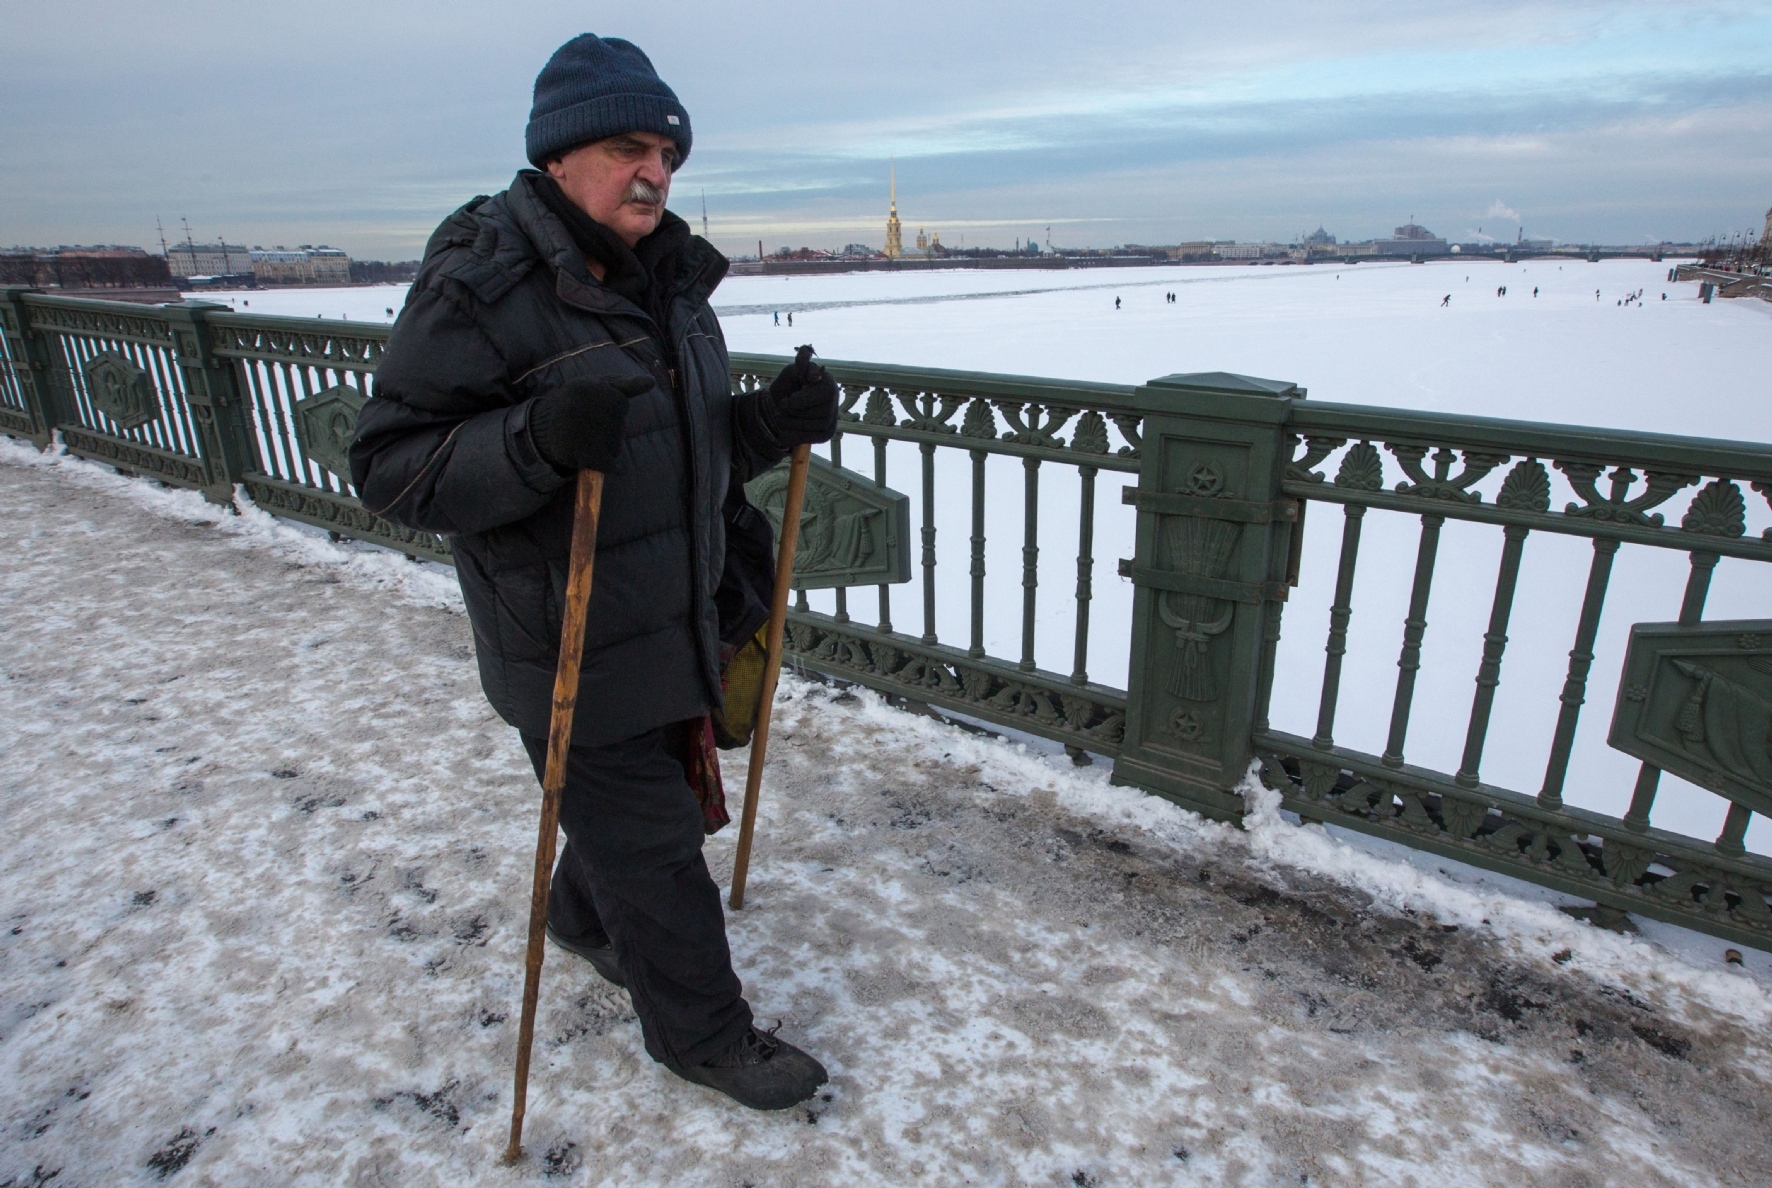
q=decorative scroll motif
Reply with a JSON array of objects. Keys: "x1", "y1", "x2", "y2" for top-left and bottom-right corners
[
  {"x1": 1334, "y1": 442, "x2": 1384, "y2": 490},
  {"x1": 1257, "y1": 749, "x2": 1772, "y2": 945},
  {"x1": 1753, "y1": 481, "x2": 1771, "y2": 542},
  {"x1": 1000, "y1": 403, "x2": 1074, "y2": 447},
  {"x1": 1157, "y1": 514, "x2": 1240, "y2": 701},
  {"x1": 82, "y1": 352, "x2": 160, "y2": 430},
  {"x1": 291, "y1": 384, "x2": 365, "y2": 479},
  {"x1": 1557, "y1": 462, "x2": 1696, "y2": 526},
  {"x1": 861, "y1": 387, "x2": 896, "y2": 427},
  {"x1": 1390, "y1": 444, "x2": 1509, "y2": 502},
  {"x1": 893, "y1": 389, "x2": 963, "y2": 432},
  {"x1": 0, "y1": 406, "x2": 34, "y2": 436},
  {"x1": 1110, "y1": 414, "x2": 1142, "y2": 459},
  {"x1": 961, "y1": 398, "x2": 997, "y2": 440},
  {"x1": 62, "y1": 427, "x2": 207, "y2": 487},
  {"x1": 834, "y1": 381, "x2": 865, "y2": 422},
  {"x1": 1285, "y1": 435, "x2": 1346, "y2": 483},
  {"x1": 1495, "y1": 459, "x2": 1553, "y2": 511},
  {"x1": 1681, "y1": 479, "x2": 1747, "y2": 538},
  {"x1": 1609, "y1": 619, "x2": 1772, "y2": 815},
  {"x1": 745, "y1": 454, "x2": 911, "y2": 589},
  {"x1": 208, "y1": 323, "x2": 383, "y2": 369},
  {"x1": 242, "y1": 477, "x2": 450, "y2": 562},
  {"x1": 1070, "y1": 411, "x2": 1110, "y2": 455},
  {"x1": 780, "y1": 612, "x2": 1127, "y2": 752},
  {"x1": 28, "y1": 302, "x2": 175, "y2": 345}
]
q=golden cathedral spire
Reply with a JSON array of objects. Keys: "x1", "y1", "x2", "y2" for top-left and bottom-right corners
[{"x1": 885, "y1": 159, "x2": 903, "y2": 259}]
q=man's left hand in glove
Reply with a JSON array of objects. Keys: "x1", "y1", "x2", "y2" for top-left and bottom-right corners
[{"x1": 757, "y1": 344, "x2": 838, "y2": 447}]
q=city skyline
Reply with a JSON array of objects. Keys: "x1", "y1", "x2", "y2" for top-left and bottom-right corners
[{"x1": 3, "y1": 1, "x2": 1770, "y2": 259}]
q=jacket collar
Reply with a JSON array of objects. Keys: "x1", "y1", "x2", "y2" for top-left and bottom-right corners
[{"x1": 503, "y1": 170, "x2": 728, "y2": 327}]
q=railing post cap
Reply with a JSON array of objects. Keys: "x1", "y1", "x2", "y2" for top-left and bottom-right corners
[
  {"x1": 1133, "y1": 372, "x2": 1303, "y2": 421},
  {"x1": 1142, "y1": 371, "x2": 1304, "y2": 398}
]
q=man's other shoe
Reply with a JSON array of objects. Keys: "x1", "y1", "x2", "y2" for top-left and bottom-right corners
[{"x1": 545, "y1": 923, "x2": 625, "y2": 989}]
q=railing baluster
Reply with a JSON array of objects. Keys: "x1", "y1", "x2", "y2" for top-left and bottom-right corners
[
  {"x1": 1020, "y1": 456, "x2": 1040, "y2": 671},
  {"x1": 1313, "y1": 505, "x2": 1367, "y2": 747},
  {"x1": 1455, "y1": 524, "x2": 1530, "y2": 787},
  {"x1": 1537, "y1": 537, "x2": 1621, "y2": 809},
  {"x1": 920, "y1": 441, "x2": 937, "y2": 644},
  {"x1": 246, "y1": 362, "x2": 280, "y2": 479},
  {"x1": 1623, "y1": 550, "x2": 1719, "y2": 831},
  {"x1": 969, "y1": 448, "x2": 987, "y2": 658},
  {"x1": 1716, "y1": 804, "x2": 1753, "y2": 856},
  {"x1": 1070, "y1": 464, "x2": 1096, "y2": 684},
  {"x1": 873, "y1": 433, "x2": 891, "y2": 634},
  {"x1": 1381, "y1": 513, "x2": 1445, "y2": 767},
  {"x1": 831, "y1": 422, "x2": 848, "y2": 623},
  {"x1": 270, "y1": 362, "x2": 303, "y2": 482}
]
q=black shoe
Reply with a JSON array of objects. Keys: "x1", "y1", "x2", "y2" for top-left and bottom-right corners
[
  {"x1": 672, "y1": 1025, "x2": 829, "y2": 1111},
  {"x1": 545, "y1": 923, "x2": 625, "y2": 989}
]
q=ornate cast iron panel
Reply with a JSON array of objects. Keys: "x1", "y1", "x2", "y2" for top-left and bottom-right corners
[
  {"x1": 242, "y1": 475, "x2": 452, "y2": 564},
  {"x1": 291, "y1": 384, "x2": 365, "y2": 480},
  {"x1": 82, "y1": 351, "x2": 159, "y2": 430},
  {"x1": 745, "y1": 454, "x2": 911, "y2": 589},
  {"x1": 1610, "y1": 620, "x2": 1772, "y2": 814}
]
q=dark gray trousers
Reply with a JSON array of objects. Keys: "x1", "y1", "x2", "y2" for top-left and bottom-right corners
[{"x1": 520, "y1": 725, "x2": 752, "y2": 1068}]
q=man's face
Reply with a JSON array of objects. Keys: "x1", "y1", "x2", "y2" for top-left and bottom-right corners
[{"x1": 546, "y1": 131, "x2": 678, "y2": 248}]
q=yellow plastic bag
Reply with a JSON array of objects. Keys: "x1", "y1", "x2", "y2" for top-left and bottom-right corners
[{"x1": 712, "y1": 623, "x2": 770, "y2": 749}]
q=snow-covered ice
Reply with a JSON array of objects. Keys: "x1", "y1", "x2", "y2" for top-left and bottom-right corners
[{"x1": 5, "y1": 428, "x2": 1772, "y2": 1184}]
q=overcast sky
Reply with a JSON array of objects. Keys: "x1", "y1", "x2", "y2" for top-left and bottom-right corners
[{"x1": 3, "y1": 1, "x2": 1769, "y2": 258}]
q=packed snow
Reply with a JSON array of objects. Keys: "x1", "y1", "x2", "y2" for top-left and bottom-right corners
[
  {"x1": 201, "y1": 260, "x2": 1772, "y2": 850},
  {"x1": 5, "y1": 422, "x2": 1772, "y2": 1183}
]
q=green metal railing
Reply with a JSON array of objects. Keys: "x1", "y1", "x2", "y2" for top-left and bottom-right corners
[
  {"x1": 729, "y1": 353, "x2": 1139, "y2": 763},
  {"x1": 5, "y1": 286, "x2": 1771, "y2": 951}
]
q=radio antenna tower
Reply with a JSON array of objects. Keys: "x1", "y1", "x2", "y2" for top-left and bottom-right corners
[{"x1": 701, "y1": 189, "x2": 709, "y2": 239}]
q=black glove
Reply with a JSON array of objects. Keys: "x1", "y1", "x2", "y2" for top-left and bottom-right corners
[
  {"x1": 759, "y1": 343, "x2": 838, "y2": 446},
  {"x1": 528, "y1": 374, "x2": 652, "y2": 473}
]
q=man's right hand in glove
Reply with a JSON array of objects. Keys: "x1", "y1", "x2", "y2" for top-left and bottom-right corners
[{"x1": 527, "y1": 374, "x2": 653, "y2": 474}]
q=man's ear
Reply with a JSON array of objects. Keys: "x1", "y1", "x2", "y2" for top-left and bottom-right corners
[{"x1": 544, "y1": 157, "x2": 566, "y2": 180}]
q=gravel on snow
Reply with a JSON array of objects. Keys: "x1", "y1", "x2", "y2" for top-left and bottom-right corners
[{"x1": 3, "y1": 441, "x2": 1771, "y2": 1186}]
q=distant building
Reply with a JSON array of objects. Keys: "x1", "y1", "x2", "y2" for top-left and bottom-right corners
[
  {"x1": 167, "y1": 242, "x2": 252, "y2": 278},
  {"x1": 250, "y1": 245, "x2": 353, "y2": 285},
  {"x1": 307, "y1": 247, "x2": 350, "y2": 285},
  {"x1": 0, "y1": 245, "x2": 172, "y2": 289},
  {"x1": 1302, "y1": 226, "x2": 1335, "y2": 246},
  {"x1": 1762, "y1": 205, "x2": 1772, "y2": 247},
  {"x1": 1343, "y1": 222, "x2": 1450, "y2": 258}
]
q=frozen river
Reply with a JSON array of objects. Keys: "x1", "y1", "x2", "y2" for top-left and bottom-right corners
[{"x1": 196, "y1": 261, "x2": 1772, "y2": 850}]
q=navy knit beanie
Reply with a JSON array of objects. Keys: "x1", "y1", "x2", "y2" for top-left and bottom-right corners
[{"x1": 525, "y1": 34, "x2": 691, "y2": 169}]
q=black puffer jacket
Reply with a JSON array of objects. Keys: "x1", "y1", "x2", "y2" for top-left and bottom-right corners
[{"x1": 349, "y1": 171, "x2": 783, "y2": 746}]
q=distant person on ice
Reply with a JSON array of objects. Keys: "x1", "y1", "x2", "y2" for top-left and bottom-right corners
[{"x1": 349, "y1": 33, "x2": 837, "y2": 1112}]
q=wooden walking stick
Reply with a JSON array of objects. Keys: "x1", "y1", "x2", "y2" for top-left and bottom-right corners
[
  {"x1": 506, "y1": 468, "x2": 604, "y2": 1164},
  {"x1": 728, "y1": 440, "x2": 811, "y2": 910}
]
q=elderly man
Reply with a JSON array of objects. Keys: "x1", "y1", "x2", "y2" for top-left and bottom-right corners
[{"x1": 349, "y1": 33, "x2": 836, "y2": 1110}]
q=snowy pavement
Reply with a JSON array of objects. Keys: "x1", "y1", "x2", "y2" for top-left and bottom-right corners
[{"x1": 4, "y1": 442, "x2": 1772, "y2": 1186}]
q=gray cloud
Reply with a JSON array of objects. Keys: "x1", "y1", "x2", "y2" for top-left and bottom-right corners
[{"x1": 2, "y1": 0, "x2": 1768, "y2": 256}]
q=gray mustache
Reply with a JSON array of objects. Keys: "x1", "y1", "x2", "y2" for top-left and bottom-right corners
[{"x1": 624, "y1": 178, "x2": 666, "y2": 205}]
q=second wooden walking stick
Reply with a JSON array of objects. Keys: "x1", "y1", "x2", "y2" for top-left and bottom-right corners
[
  {"x1": 728, "y1": 440, "x2": 812, "y2": 910},
  {"x1": 506, "y1": 468, "x2": 604, "y2": 1164}
]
